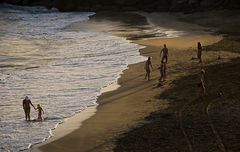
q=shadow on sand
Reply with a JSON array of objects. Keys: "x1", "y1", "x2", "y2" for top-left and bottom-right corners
[{"x1": 114, "y1": 58, "x2": 240, "y2": 152}]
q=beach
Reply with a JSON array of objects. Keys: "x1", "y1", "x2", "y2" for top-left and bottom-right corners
[
  {"x1": 31, "y1": 11, "x2": 240, "y2": 152},
  {"x1": 1, "y1": 6, "x2": 145, "y2": 151}
]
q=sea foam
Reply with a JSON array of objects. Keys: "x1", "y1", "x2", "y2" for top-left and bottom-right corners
[{"x1": 0, "y1": 4, "x2": 145, "y2": 151}]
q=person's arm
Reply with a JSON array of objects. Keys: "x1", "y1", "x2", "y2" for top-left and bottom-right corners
[
  {"x1": 30, "y1": 101, "x2": 36, "y2": 109},
  {"x1": 22, "y1": 100, "x2": 25, "y2": 109},
  {"x1": 42, "y1": 108, "x2": 44, "y2": 115},
  {"x1": 150, "y1": 62, "x2": 153, "y2": 70},
  {"x1": 160, "y1": 49, "x2": 163, "y2": 57}
]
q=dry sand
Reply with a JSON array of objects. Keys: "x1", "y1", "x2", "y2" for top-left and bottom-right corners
[
  {"x1": 37, "y1": 36, "x2": 238, "y2": 152},
  {"x1": 31, "y1": 11, "x2": 240, "y2": 152}
]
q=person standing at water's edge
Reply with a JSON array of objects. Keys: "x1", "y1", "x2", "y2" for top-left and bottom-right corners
[
  {"x1": 144, "y1": 57, "x2": 153, "y2": 81},
  {"x1": 160, "y1": 44, "x2": 168, "y2": 63},
  {"x1": 197, "y1": 42, "x2": 203, "y2": 63},
  {"x1": 22, "y1": 96, "x2": 35, "y2": 121},
  {"x1": 36, "y1": 104, "x2": 44, "y2": 121}
]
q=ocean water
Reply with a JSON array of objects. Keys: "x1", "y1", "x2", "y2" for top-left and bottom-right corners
[{"x1": 0, "y1": 4, "x2": 145, "y2": 151}]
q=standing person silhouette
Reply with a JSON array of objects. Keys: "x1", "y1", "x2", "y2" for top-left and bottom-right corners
[
  {"x1": 22, "y1": 96, "x2": 35, "y2": 121},
  {"x1": 197, "y1": 42, "x2": 203, "y2": 63},
  {"x1": 159, "y1": 60, "x2": 167, "y2": 82},
  {"x1": 144, "y1": 57, "x2": 153, "y2": 81},
  {"x1": 160, "y1": 44, "x2": 168, "y2": 63}
]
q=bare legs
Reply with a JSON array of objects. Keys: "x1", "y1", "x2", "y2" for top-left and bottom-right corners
[
  {"x1": 198, "y1": 85, "x2": 206, "y2": 98},
  {"x1": 145, "y1": 71, "x2": 150, "y2": 81},
  {"x1": 24, "y1": 110, "x2": 31, "y2": 121},
  {"x1": 159, "y1": 62, "x2": 167, "y2": 82}
]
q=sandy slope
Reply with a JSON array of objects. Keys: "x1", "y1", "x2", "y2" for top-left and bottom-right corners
[{"x1": 31, "y1": 11, "x2": 240, "y2": 152}]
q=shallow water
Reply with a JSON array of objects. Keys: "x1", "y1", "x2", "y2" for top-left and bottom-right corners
[{"x1": 0, "y1": 4, "x2": 145, "y2": 151}]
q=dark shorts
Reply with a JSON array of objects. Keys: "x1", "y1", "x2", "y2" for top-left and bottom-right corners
[
  {"x1": 24, "y1": 107, "x2": 30, "y2": 115},
  {"x1": 146, "y1": 69, "x2": 150, "y2": 73}
]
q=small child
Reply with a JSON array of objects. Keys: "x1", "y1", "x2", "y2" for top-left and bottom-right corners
[{"x1": 36, "y1": 104, "x2": 44, "y2": 121}]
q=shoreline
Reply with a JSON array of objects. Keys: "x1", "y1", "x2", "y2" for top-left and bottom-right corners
[
  {"x1": 29, "y1": 12, "x2": 151, "y2": 152},
  {"x1": 29, "y1": 82, "x2": 120, "y2": 151},
  {"x1": 31, "y1": 11, "x2": 240, "y2": 152},
  {"x1": 36, "y1": 34, "x2": 228, "y2": 152},
  {"x1": 28, "y1": 12, "x2": 146, "y2": 152}
]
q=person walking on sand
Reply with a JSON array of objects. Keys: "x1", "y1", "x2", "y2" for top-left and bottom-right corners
[
  {"x1": 197, "y1": 69, "x2": 206, "y2": 98},
  {"x1": 197, "y1": 42, "x2": 203, "y2": 63},
  {"x1": 160, "y1": 44, "x2": 168, "y2": 63},
  {"x1": 22, "y1": 96, "x2": 36, "y2": 121},
  {"x1": 158, "y1": 60, "x2": 167, "y2": 82},
  {"x1": 36, "y1": 104, "x2": 44, "y2": 121},
  {"x1": 144, "y1": 57, "x2": 153, "y2": 81}
]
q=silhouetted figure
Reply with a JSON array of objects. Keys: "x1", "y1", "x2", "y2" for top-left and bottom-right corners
[
  {"x1": 159, "y1": 60, "x2": 167, "y2": 82},
  {"x1": 22, "y1": 96, "x2": 35, "y2": 121},
  {"x1": 144, "y1": 57, "x2": 153, "y2": 81},
  {"x1": 36, "y1": 104, "x2": 44, "y2": 121},
  {"x1": 197, "y1": 42, "x2": 202, "y2": 63},
  {"x1": 160, "y1": 44, "x2": 168, "y2": 63},
  {"x1": 197, "y1": 69, "x2": 206, "y2": 98}
]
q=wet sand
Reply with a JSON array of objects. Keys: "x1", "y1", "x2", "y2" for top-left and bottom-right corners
[{"x1": 32, "y1": 11, "x2": 240, "y2": 152}]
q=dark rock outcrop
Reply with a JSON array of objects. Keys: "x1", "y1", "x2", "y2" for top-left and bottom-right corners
[{"x1": 1, "y1": 0, "x2": 240, "y2": 12}]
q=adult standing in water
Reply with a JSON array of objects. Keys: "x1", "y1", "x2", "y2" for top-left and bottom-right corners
[
  {"x1": 197, "y1": 42, "x2": 203, "y2": 63},
  {"x1": 160, "y1": 44, "x2": 168, "y2": 63},
  {"x1": 144, "y1": 57, "x2": 153, "y2": 81},
  {"x1": 22, "y1": 96, "x2": 35, "y2": 121}
]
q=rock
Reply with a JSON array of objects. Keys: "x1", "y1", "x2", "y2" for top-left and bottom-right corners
[
  {"x1": 113, "y1": 0, "x2": 138, "y2": 6},
  {"x1": 3, "y1": 0, "x2": 22, "y2": 5},
  {"x1": 188, "y1": 0, "x2": 200, "y2": 4},
  {"x1": 30, "y1": 0, "x2": 53, "y2": 8},
  {"x1": 22, "y1": 0, "x2": 30, "y2": 5},
  {"x1": 98, "y1": 0, "x2": 114, "y2": 6},
  {"x1": 52, "y1": 0, "x2": 78, "y2": 11},
  {"x1": 227, "y1": 0, "x2": 240, "y2": 9},
  {"x1": 170, "y1": 0, "x2": 189, "y2": 11},
  {"x1": 1, "y1": 0, "x2": 240, "y2": 12},
  {"x1": 122, "y1": 6, "x2": 138, "y2": 11},
  {"x1": 200, "y1": 0, "x2": 219, "y2": 7}
]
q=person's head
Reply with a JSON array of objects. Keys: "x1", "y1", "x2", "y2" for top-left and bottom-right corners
[
  {"x1": 37, "y1": 104, "x2": 41, "y2": 108},
  {"x1": 25, "y1": 96, "x2": 29, "y2": 100},
  {"x1": 148, "y1": 57, "x2": 151, "y2": 61},
  {"x1": 164, "y1": 44, "x2": 166, "y2": 48},
  {"x1": 201, "y1": 69, "x2": 205, "y2": 75},
  {"x1": 198, "y1": 42, "x2": 201, "y2": 46}
]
